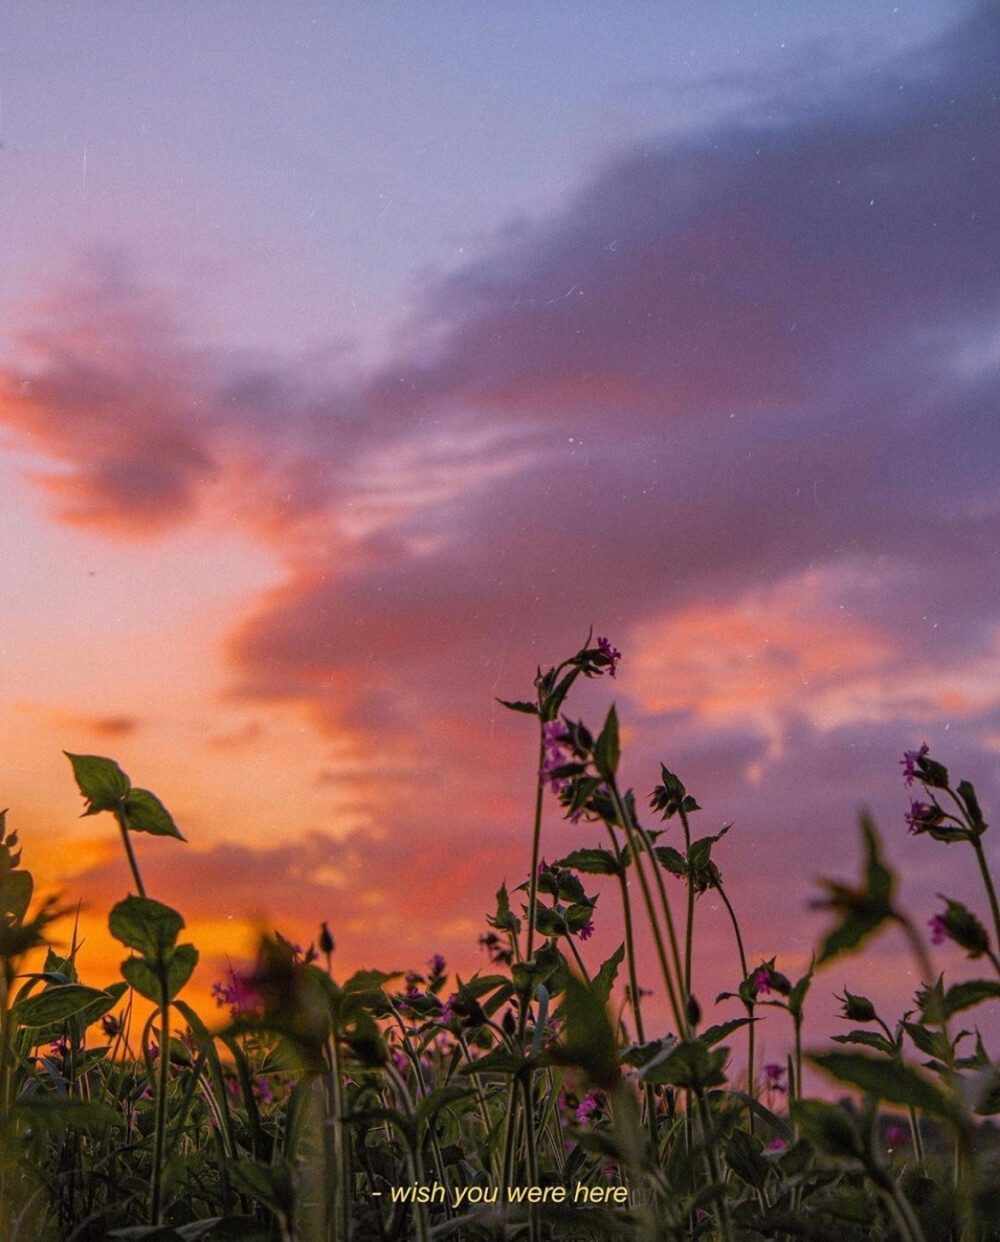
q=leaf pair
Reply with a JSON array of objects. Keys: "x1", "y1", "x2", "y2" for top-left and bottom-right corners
[
  {"x1": 109, "y1": 895, "x2": 197, "y2": 1004},
  {"x1": 65, "y1": 753, "x2": 184, "y2": 840}
]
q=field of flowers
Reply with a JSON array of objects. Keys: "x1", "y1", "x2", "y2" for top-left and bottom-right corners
[{"x1": 2, "y1": 637, "x2": 1000, "y2": 1240}]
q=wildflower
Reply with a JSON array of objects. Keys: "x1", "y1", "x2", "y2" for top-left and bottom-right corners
[
  {"x1": 439, "y1": 993, "x2": 458, "y2": 1025},
  {"x1": 886, "y1": 1124, "x2": 909, "y2": 1147},
  {"x1": 391, "y1": 1049, "x2": 409, "y2": 1075},
  {"x1": 901, "y1": 744, "x2": 929, "y2": 786},
  {"x1": 212, "y1": 968, "x2": 262, "y2": 1018},
  {"x1": 540, "y1": 720, "x2": 573, "y2": 793},
  {"x1": 576, "y1": 1091, "x2": 601, "y2": 1124},
  {"x1": 49, "y1": 1034, "x2": 71, "y2": 1058},
  {"x1": 767, "y1": 1138, "x2": 786, "y2": 1152},
  {"x1": 764, "y1": 1062, "x2": 787, "y2": 1094},
  {"x1": 754, "y1": 967, "x2": 773, "y2": 995},
  {"x1": 928, "y1": 914, "x2": 948, "y2": 945},
  {"x1": 905, "y1": 800, "x2": 940, "y2": 834},
  {"x1": 428, "y1": 953, "x2": 446, "y2": 975},
  {"x1": 596, "y1": 636, "x2": 622, "y2": 678},
  {"x1": 100, "y1": 1013, "x2": 122, "y2": 1040},
  {"x1": 256, "y1": 1076, "x2": 275, "y2": 1105},
  {"x1": 576, "y1": 919, "x2": 595, "y2": 941}
]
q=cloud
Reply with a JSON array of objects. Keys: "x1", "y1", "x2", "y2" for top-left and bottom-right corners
[{"x1": 3, "y1": 5, "x2": 1000, "y2": 987}]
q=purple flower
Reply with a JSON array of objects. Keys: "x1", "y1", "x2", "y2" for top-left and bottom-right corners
[
  {"x1": 906, "y1": 800, "x2": 937, "y2": 834},
  {"x1": 428, "y1": 954, "x2": 446, "y2": 975},
  {"x1": 754, "y1": 967, "x2": 773, "y2": 995},
  {"x1": 929, "y1": 914, "x2": 948, "y2": 945},
  {"x1": 576, "y1": 1090, "x2": 601, "y2": 1124},
  {"x1": 576, "y1": 920, "x2": 595, "y2": 941},
  {"x1": 212, "y1": 969, "x2": 262, "y2": 1017},
  {"x1": 256, "y1": 1076, "x2": 275, "y2": 1105},
  {"x1": 439, "y1": 993, "x2": 458, "y2": 1025},
  {"x1": 767, "y1": 1138, "x2": 786, "y2": 1152},
  {"x1": 540, "y1": 720, "x2": 573, "y2": 793},
  {"x1": 764, "y1": 1062, "x2": 787, "y2": 1094},
  {"x1": 886, "y1": 1124, "x2": 909, "y2": 1147},
  {"x1": 596, "y1": 636, "x2": 621, "y2": 677},
  {"x1": 901, "y1": 744, "x2": 929, "y2": 786}
]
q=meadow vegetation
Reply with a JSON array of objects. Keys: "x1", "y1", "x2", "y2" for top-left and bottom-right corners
[{"x1": 1, "y1": 637, "x2": 1000, "y2": 1239}]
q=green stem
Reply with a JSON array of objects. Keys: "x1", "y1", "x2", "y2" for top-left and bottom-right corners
[
  {"x1": 606, "y1": 784, "x2": 686, "y2": 1037},
  {"x1": 327, "y1": 1030, "x2": 350, "y2": 1242},
  {"x1": 676, "y1": 803, "x2": 695, "y2": 999},
  {"x1": 524, "y1": 735, "x2": 547, "y2": 969},
  {"x1": 115, "y1": 810, "x2": 146, "y2": 898},
  {"x1": 970, "y1": 834, "x2": 1000, "y2": 961},
  {"x1": 149, "y1": 984, "x2": 170, "y2": 1224},
  {"x1": 716, "y1": 878, "x2": 756, "y2": 1111}
]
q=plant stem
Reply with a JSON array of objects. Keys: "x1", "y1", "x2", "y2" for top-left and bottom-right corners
[
  {"x1": 149, "y1": 984, "x2": 170, "y2": 1224},
  {"x1": 676, "y1": 802, "x2": 695, "y2": 999},
  {"x1": 716, "y1": 878, "x2": 756, "y2": 1111},
  {"x1": 524, "y1": 735, "x2": 547, "y2": 969},
  {"x1": 114, "y1": 810, "x2": 146, "y2": 898},
  {"x1": 970, "y1": 833, "x2": 1000, "y2": 960},
  {"x1": 606, "y1": 784, "x2": 686, "y2": 1038}
]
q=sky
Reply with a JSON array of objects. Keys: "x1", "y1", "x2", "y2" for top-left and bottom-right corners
[{"x1": 1, "y1": 2, "x2": 998, "y2": 1059}]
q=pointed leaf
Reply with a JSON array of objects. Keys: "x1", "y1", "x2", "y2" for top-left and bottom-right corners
[
  {"x1": 122, "y1": 788, "x2": 184, "y2": 840},
  {"x1": 64, "y1": 752, "x2": 130, "y2": 814}
]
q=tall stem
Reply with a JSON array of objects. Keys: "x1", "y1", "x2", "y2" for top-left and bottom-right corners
[
  {"x1": 150, "y1": 984, "x2": 170, "y2": 1224},
  {"x1": 114, "y1": 810, "x2": 146, "y2": 898},
  {"x1": 524, "y1": 737, "x2": 547, "y2": 968},
  {"x1": 716, "y1": 880, "x2": 756, "y2": 1107},
  {"x1": 970, "y1": 834, "x2": 1000, "y2": 959},
  {"x1": 606, "y1": 784, "x2": 685, "y2": 1037},
  {"x1": 676, "y1": 803, "x2": 695, "y2": 998}
]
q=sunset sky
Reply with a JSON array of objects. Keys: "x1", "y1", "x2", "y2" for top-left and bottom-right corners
[{"x1": 1, "y1": 2, "x2": 998, "y2": 1053}]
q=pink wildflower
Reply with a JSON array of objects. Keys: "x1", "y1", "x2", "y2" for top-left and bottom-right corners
[
  {"x1": 901, "y1": 744, "x2": 929, "y2": 786},
  {"x1": 596, "y1": 636, "x2": 621, "y2": 677}
]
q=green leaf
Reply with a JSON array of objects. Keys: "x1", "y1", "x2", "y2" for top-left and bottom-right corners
[
  {"x1": 226, "y1": 1160, "x2": 293, "y2": 1222},
  {"x1": 939, "y1": 979, "x2": 1000, "y2": 1017},
  {"x1": 0, "y1": 869, "x2": 32, "y2": 923},
  {"x1": 64, "y1": 752, "x2": 131, "y2": 814},
  {"x1": 552, "y1": 974, "x2": 619, "y2": 1090},
  {"x1": 788, "y1": 960, "x2": 815, "y2": 1019},
  {"x1": 700, "y1": 1017, "x2": 753, "y2": 1048},
  {"x1": 687, "y1": 826, "x2": 729, "y2": 871},
  {"x1": 814, "y1": 816, "x2": 896, "y2": 964},
  {"x1": 12, "y1": 984, "x2": 114, "y2": 1028},
  {"x1": 640, "y1": 1038, "x2": 728, "y2": 1089},
  {"x1": 654, "y1": 845, "x2": 688, "y2": 878},
  {"x1": 830, "y1": 1030, "x2": 896, "y2": 1057},
  {"x1": 122, "y1": 788, "x2": 185, "y2": 840},
  {"x1": 810, "y1": 1051, "x2": 961, "y2": 1122},
  {"x1": 725, "y1": 1128, "x2": 769, "y2": 1189},
  {"x1": 902, "y1": 1020, "x2": 952, "y2": 1062},
  {"x1": 109, "y1": 895, "x2": 184, "y2": 962},
  {"x1": 791, "y1": 1098, "x2": 863, "y2": 1161},
  {"x1": 496, "y1": 698, "x2": 539, "y2": 715},
  {"x1": 957, "y1": 780, "x2": 987, "y2": 834},
  {"x1": 555, "y1": 848, "x2": 623, "y2": 877},
  {"x1": 591, "y1": 944, "x2": 625, "y2": 1008},
  {"x1": 593, "y1": 705, "x2": 620, "y2": 781}
]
